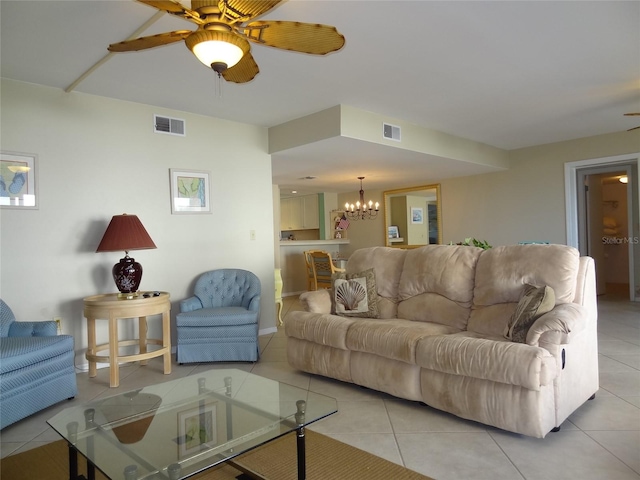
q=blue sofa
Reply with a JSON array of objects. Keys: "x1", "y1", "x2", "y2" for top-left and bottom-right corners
[{"x1": 0, "y1": 299, "x2": 77, "y2": 429}]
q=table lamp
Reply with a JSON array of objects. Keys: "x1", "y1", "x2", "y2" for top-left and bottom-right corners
[{"x1": 96, "y1": 214, "x2": 157, "y2": 298}]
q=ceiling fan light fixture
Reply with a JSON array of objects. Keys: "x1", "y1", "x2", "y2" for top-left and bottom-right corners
[{"x1": 186, "y1": 30, "x2": 249, "y2": 71}]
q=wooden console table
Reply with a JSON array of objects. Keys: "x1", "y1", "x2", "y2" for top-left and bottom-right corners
[{"x1": 83, "y1": 292, "x2": 172, "y2": 387}]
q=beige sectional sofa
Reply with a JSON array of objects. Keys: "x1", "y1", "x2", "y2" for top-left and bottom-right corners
[{"x1": 285, "y1": 244, "x2": 598, "y2": 438}]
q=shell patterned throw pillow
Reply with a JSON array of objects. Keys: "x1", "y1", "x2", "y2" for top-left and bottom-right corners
[
  {"x1": 335, "y1": 278, "x2": 369, "y2": 314},
  {"x1": 331, "y1": 268, "x2": 379, "y2": 318}
]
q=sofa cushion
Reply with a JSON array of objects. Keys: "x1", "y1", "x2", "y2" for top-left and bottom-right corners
[
  {"x1": 176, "y1": 307, "x2": 258, "y2": 327},
  {"x1": 345, "y1": 318, "x2": 459, "y2": 364},
  {"x1": 0, "y1": 335, "x2": 75, "y2": 375},
  {"x1": 285, "y1": 311, "x2": 358, "y2": 350},
  {"x1": 468, "y1": 244, "x2": 579, "y2": 337},
  {"x1": 397, "y1": 245, "x2": 482, "y2": 330},
  {"x1": 505, "y1": 284, "x2": 555, "y2": 343},
  {"x1": 415, "y1": 332, "x2": 557, "y2": 391},
  {"x1": 332, "y1": 268, "x2": 379, "y2": 318}
]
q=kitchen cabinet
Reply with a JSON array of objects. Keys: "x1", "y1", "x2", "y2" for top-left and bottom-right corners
[
  {"x1": 302, "y1": 194, "x2": 319, "y2": 229},
  {"x1": 280, "y1": 197, "x2": 300, "y2": 230},
  {"x1": 281, "y1": 194, "x2": 319, "y2": 230}
]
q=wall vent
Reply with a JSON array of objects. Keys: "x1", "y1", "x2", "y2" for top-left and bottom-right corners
[
  {"x1": 382, "y1": 122, "x2": 401, "y2": 142},
  {"x1": 154, "y1": 115, "x2": 185, "y2": 136}
]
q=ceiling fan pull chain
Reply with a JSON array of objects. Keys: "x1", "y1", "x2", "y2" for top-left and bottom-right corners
[{"x1": 214, "y1": 72, "x2": 223, "y2": 98}]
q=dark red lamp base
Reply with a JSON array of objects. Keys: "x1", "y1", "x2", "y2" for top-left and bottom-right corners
[{"x1": 113, "y1": 254, "x2": 143, "y2": 298}]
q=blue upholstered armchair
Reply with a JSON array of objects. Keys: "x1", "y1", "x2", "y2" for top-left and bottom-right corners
[
  {"x1": 176, "y1": 269, "x2": 261, "y2": 364},
  {"x1": 0, "y1": 299, "x2": 77, "y2": 429}
]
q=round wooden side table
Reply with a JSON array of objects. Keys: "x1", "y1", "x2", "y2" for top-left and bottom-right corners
[{"x1": 83, "y1": 292, "x2": 172, "y2": 387}]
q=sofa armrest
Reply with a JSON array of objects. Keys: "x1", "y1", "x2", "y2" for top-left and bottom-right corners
[
  {"x1": 299, "y1": 290, "x2": 332, "y2": 314},
  {"x1": 8, "y1": 320, "x2": 57, "y2": 337},
  {"x1": 526, "y1": 303, "x2": 586, "y2": 347},
  {"x1": 179, "y1": 296, "x2": 203, "y2": 313}
]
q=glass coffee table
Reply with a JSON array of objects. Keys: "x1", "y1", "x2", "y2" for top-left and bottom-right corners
[{"x1": 47, "y1": 369, "x2": 337, "y2": 480}]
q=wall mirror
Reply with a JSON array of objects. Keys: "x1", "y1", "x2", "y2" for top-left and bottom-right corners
[{"x1": 383, "y1": 184, "x2": 442, "y2": 247}]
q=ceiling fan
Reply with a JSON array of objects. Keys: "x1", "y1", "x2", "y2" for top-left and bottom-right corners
[
  {"x1": 624, "y1": 113, "x2": 640, "y2": 131},
  {"x1": 108, "y1": 0, "x2": 345, "y2": 83}
]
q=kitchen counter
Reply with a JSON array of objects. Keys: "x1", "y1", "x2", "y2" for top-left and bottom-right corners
[{"x1": 280, "y1": 239, "x2": 350, "y2": 246}]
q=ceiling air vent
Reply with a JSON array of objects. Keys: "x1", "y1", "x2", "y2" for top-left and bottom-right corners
[
  {"x1": 154, "y1": 115, "x2": 185, "y2": 136},
  {"x1": 382, "y1": 122, "x2": 401, "y2": 142}
]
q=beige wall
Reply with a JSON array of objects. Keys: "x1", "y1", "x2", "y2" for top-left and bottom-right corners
[
  {"x1": 442, "y1": 131, "x2": 640, "y2": 247},
  {"x1": 1, "y1": 79, "x2": 277, "y2": 368}
]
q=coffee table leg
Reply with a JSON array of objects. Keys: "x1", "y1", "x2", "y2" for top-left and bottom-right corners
[
  {"x1": 225, "y1": 377, "x2": 234, "y2": 442},
  {"x1": 66, "y1": 419, "x2": 95, "y2": 480},
  {"x1": 66, "y1": 422, "x2": 79, "y2": 480},
  {"x1": 295, "y1": 400, "x2": 306, "y2": 480},
  {"x1": 84, "y1": 409, "x2": 96, "y2": 480}
]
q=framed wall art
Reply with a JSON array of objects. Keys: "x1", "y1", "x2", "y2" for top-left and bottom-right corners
[
  {"x1": 388, "y1": 225, "x2": 399, "y2": 239},
  {"x1": 0, "y1": 152, "x2": 38, "y2": 209},
  {"x1": 411, "y1": 207, "x2": 424, "y2": 224},
  {"x1": 170, "y1": 169, "x2": 211, "y2": 214}
]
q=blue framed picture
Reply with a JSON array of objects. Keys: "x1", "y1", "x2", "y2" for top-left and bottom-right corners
[{"x1": 411, "y1": 207, "x2": 423, "y2": 224}]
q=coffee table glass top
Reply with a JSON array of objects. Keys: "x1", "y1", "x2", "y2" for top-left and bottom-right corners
[{"x1": 48, "y1": 369, "x2": 337, "y2": 480}]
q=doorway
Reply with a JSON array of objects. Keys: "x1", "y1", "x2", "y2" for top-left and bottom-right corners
[{"x1": 565, "y1": 154, "x2": 640, "y2": 301}]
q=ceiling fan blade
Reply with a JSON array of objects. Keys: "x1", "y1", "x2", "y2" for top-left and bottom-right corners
[
  {"x1": 222, "y1": 51, "x2": 259, "y2": 83},
  {"x1": 219, "y1": 0, "x2": 283, "y2": 22},
  {"x1": 138, "y1": 0, "x2": 204, "y2": 24},
  {"x1": 108, "y1": 30, "x2": 192, "y2": 52},
  {"x1": 628, "y1": 126, "x2": 640, "y2": 131},
  {"x1": 624, "y1": 113, "x2": 640, "y2": 116},
  {"x1": 242, "y1": 21, "x2": 345, "y2": 55}
]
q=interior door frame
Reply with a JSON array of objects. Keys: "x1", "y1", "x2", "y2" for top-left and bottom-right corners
[
  {"x1": 577, "y1": 166, "x2": 627, "y2": 295},
  {"x1": 565, "y1": 153, "x2": 640, "y2": 301}
]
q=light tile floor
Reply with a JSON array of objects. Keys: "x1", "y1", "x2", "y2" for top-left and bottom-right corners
[{"x1": 2, "y1": 293, "x2": 639, "y2": 480}]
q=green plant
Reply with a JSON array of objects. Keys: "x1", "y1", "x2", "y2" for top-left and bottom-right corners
[{"x1": 452, "y1": 237, "x2": 492, "y2": 249}]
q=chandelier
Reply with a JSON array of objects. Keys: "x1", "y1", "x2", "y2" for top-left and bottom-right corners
[{"x1": 345, "y1": 177, "x2": 379, "y2": 220}]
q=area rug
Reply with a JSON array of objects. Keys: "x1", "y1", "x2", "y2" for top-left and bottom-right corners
[{"x1": 1, "y1": 430, "x2": 434, "y2": 480}]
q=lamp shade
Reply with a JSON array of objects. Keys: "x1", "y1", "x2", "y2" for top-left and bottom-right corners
[
  {"x1": 96, "y1": 214, "x2": 157, "y2": 253},
  {"x1": 96, "y1": 214, "x2": 156, "y2": 297},
  {"x1": 185, "y1": 29, "x2": 250, "y2": 71}
]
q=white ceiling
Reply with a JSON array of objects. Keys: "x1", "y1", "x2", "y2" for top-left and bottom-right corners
[{"x1": 1, "y1": 0, "x2": 639, "y2": 194}]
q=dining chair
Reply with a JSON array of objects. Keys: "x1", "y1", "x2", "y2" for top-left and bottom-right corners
[
  {"x1": 303, "y1": 249, "x2": 325, "y2": 290},
  {"x1": 309, "y1": 251, "x2": 345, "y2": 290}
]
